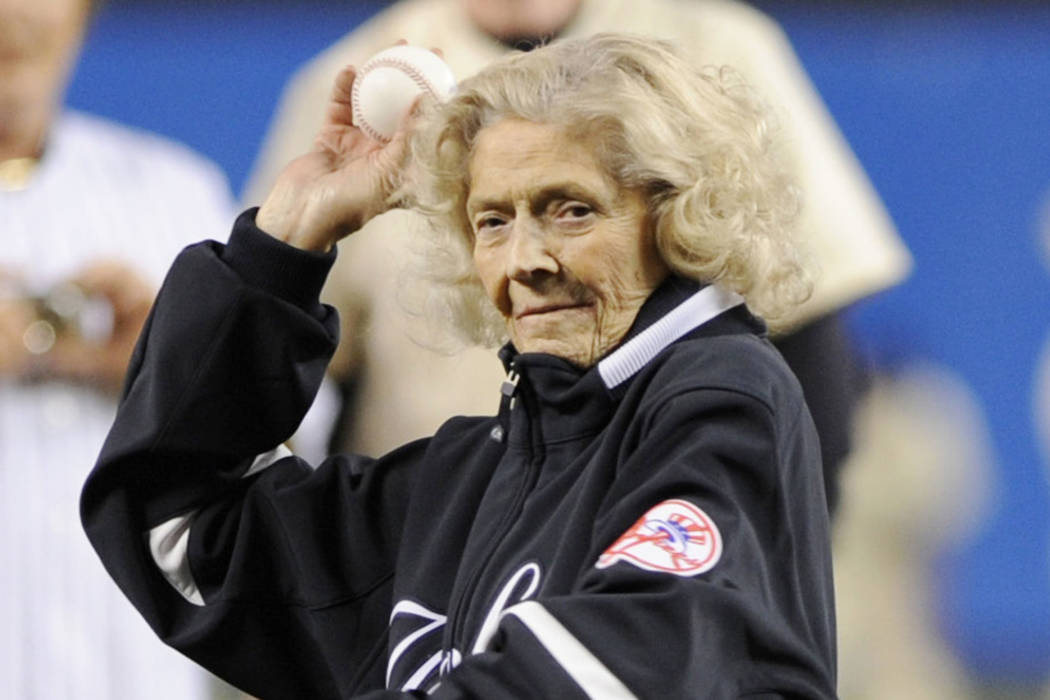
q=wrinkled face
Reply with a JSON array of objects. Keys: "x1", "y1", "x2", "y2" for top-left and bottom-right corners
[
  {"x1": 0, "y1": 0, "x2": 89, "y2": 155},
  {"x1": 468, "y1": 118, "x2": 669, "y2": 367}
]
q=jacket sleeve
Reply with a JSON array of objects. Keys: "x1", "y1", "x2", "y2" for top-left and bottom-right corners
[
  {"x1": 80, "y1": 211, "x2": 419, "y2": 699},
  {"x1": 392, "y1": 368, "x2": 837, "y2": 699}
]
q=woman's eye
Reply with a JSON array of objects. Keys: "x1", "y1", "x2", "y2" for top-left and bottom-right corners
[
  {"x1": 556, "y1": 202, "x2": 593, "y2": 220},
  {"x1": 475, "y1": 215, "x2": 507, "y2": 233}
]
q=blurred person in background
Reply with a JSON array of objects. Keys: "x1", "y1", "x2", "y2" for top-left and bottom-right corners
[
  {"x1": 0, "y1": 0, "x2": 235, "y2": 696},
  {"x1": 833, "y1": 364, "x2": 991, "y2": 700},
  {"x1": 244, "y1": 0, "x2": 912, "y2": 520}
]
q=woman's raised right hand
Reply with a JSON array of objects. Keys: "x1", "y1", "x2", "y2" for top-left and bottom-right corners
[{"x1": 256, "y1": 63, "x2": 416, "y2": 252}]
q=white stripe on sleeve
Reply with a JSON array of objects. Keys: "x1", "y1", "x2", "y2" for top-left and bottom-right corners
[
  {"x1": 147, "y1": 445, "x2": 293, "y2": 606},
  {"x1": 501, "y1": 601, "x2": 638, "y2": 700},
  {"x1": 148, "y1": 512, "x2": 204, "y2": 606}
]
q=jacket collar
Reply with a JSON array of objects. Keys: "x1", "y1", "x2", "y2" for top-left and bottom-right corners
[
  {"x1": 596, "y1": 280, "x2": 744, "y2": 390},
  {"x1": 498, "y1": 277, "x2": 749, "y2": 380},
  {"x1": 494, "y1": 277, "x2": 758, "y2": 446}
]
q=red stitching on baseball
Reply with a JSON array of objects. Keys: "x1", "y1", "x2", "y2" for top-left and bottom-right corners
[
  {"x1": 351, "y1": 74, "x2": 390, "y2": 143},
  {"x1": 367, "y1": 56, "x2": 444, "y2": 98},
  {"x1": 351, "y1": 54, "x2": 448, "y2": 142}
]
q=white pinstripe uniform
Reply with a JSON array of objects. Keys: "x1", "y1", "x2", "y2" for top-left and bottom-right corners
[{"x1": 0, "y1": 110, "x2": 235, "y2": 700}]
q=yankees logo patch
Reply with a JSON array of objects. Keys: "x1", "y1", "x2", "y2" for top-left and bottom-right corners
[{"x1": 596, "y1": 499, "x2": 722, "y2": 577}]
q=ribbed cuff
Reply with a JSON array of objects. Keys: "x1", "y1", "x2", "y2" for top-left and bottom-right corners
[{"x1": 222, "y1": 208, "x2": 336, "y2": 310}]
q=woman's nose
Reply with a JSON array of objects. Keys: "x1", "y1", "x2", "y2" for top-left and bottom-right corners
[{"x1": 506, "y1": 220, "x2": 559, "y2": 282}]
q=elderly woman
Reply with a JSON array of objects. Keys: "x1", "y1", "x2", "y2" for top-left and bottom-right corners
[{"x1": 82, "y1": 33, "x2": 836, "y2": 699}]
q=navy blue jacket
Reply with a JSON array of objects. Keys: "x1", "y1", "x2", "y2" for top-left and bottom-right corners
[{"x1": 81, "y1": 211, "x2": 836, "y2": 699}]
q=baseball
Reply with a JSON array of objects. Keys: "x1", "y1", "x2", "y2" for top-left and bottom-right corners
[{"x1": 351, "y1": 45, "x2": 457, "y2": 143}]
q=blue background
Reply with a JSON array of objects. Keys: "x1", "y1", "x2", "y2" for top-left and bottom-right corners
[{"x1": 65, "y1": 0, "x2": 1050, "y2": 689}]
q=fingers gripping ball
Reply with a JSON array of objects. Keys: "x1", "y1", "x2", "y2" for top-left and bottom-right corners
[{"x1": 351, "y1": 46, "x2": 457, "y2": 143}]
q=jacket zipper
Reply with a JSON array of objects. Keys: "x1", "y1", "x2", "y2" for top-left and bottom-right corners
[{"x1": 442, "y1": 363, "x2": 540, "y2": 669}]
